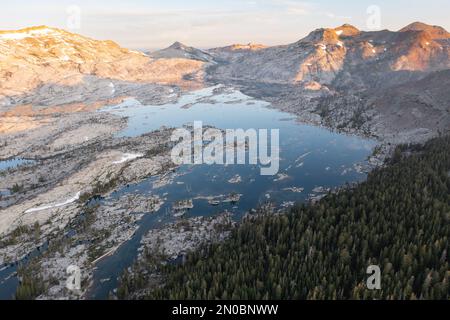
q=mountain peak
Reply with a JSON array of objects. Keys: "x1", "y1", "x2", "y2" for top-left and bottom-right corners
[
  {"x1": 401, "y1": 21, "x2": 439, "y2": 31},
  {"x1": 302, "y1": 28, "x2": 340, "y2": 43},
  {"x1": 169, "y1": 41, "x2": 187, "y2": 49},
  {"x1": 151, "y1": 41, "x2": 215, "y2": 63},
  {"x1": 400, "y1": 22, "x2": 450, "y2": 39},
  {"x1": 334, "y1": 24, "x2": 360, "y2": 37}
]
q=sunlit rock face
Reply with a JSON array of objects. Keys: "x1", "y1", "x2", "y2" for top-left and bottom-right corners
[
  {"x1": 0, "y1": 26, "x2": 206, "y2": 99},
  {"x1": 2, "y1": 22, "x2": 449, "y2": 105},
  {"x1": 203, "y1": 22, "x2": 449, "y2": 144},
  {"x1": 0, "y1": 22, "x2": 449, "y2": 140},
  {"x1": 207, "y1": 22, "x2": 450, "y2": 89},
  {"x1": 0, "y1": 26, "x2": 210, "y2": 134}
]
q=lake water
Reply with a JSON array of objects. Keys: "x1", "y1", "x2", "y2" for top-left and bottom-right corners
[
  {"x1": 0, "y1": 242, "x2": 50, "y2": 300},
  {"x1": 0, "y1": 86, "x2": 376, "y2": 299},
  {"x1": 0, "y1": 157, "x2": 36, "y2": 299},
  {"x1": 0, "y1": 158, "x2": 35, "y2": 172},
  {"x1": 88, "y1": 86, "x2": 376, "y2": 298}
]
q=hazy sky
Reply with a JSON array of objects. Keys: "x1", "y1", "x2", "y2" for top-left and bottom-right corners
[{"x1": 2, "y1": 0, "x2": 450, "y2": 49}]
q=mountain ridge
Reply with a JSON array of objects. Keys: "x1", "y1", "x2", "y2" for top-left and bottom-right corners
[
  {"x1": 1, "y1": 22, "x2": 449, "y2": 143},
  {"x1": 208, "y1": 21, "x2": 450, "y2": 87},
  {"x1": 0, "y1": 26, "x2": 207, "y2": 108}
]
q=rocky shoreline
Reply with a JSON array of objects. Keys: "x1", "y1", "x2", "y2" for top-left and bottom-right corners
[
  {"x1": 114, "y1": 212, "x2": 235, "y2": 299},
  {"x1": 0, "y1": 104, "x2": 182, "y2": 299},
  {"x1": 0, "y1": 78, "x2": 436, "y2": 300}
]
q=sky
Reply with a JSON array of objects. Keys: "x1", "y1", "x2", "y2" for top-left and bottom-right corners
[{"x1": 1, "y1": 0, "x2": 450, "y2": 50}]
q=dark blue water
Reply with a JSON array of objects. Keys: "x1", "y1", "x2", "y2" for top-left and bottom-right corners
[
  {"x1": 0, "y1": 158, "x2": 38, "y2": 299},
  {"x1": 88, "y1": 87, "x2": 376, "y2": 299},
  {"x1": 0, "y1": 87, "x2": 375, "y2": 299},
  {"x1": 0, "y1": 242, "x2": 49, "y2": 299}
]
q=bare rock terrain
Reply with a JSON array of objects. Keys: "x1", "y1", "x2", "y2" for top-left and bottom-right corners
[
  {"x1": 0, "y1": 21, "x2": 449, "y2": 299},
  {"x1": 207, "y1": 22, "x2": 450, "y2": 143}
]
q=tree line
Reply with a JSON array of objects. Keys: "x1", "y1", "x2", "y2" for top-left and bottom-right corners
[{"x1": 132, "y1": 135, "x2": 449, "y2": 300}]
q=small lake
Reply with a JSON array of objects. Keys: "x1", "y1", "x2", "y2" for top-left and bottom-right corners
[
  {"x1": 0, "y1": 158, "x2": 35, "y2": 172},
  {"x1": 88, "y1": 86, "x2": 377, "y2": 298}
]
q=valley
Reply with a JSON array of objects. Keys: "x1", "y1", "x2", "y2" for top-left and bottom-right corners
[{"x1": 0, "y1": 21, "x2": 449, "y2": 300}]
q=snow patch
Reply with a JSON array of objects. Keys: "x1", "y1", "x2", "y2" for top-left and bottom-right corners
[
  {"x1": 25, "y1": 192, "x2": 81, "y2": 214},
  {"x1": 112, "y1": 153, "x2": 143, "y2": 164},
  {"x1": 109, "y1": 82, "x2": 116, "y2": 94},
  {"x1": 0, "y1": 28, "x2": 56, "y2": 40}
]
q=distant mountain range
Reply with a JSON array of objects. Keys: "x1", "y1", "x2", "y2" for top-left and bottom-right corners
[
  {"x1": 208, "y1": 22, "x2": 450, "y2": 88},
  {"x1": 205, "y1": 22, "x2": 450, "y2": 142},
  {"x1": 0, "y1": 22, "x2": 449, "y2": 143}
]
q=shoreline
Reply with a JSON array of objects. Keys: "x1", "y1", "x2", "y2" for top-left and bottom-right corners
[{"x1": 0, "y1": 85, "x2": 428, "y2": 299}]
